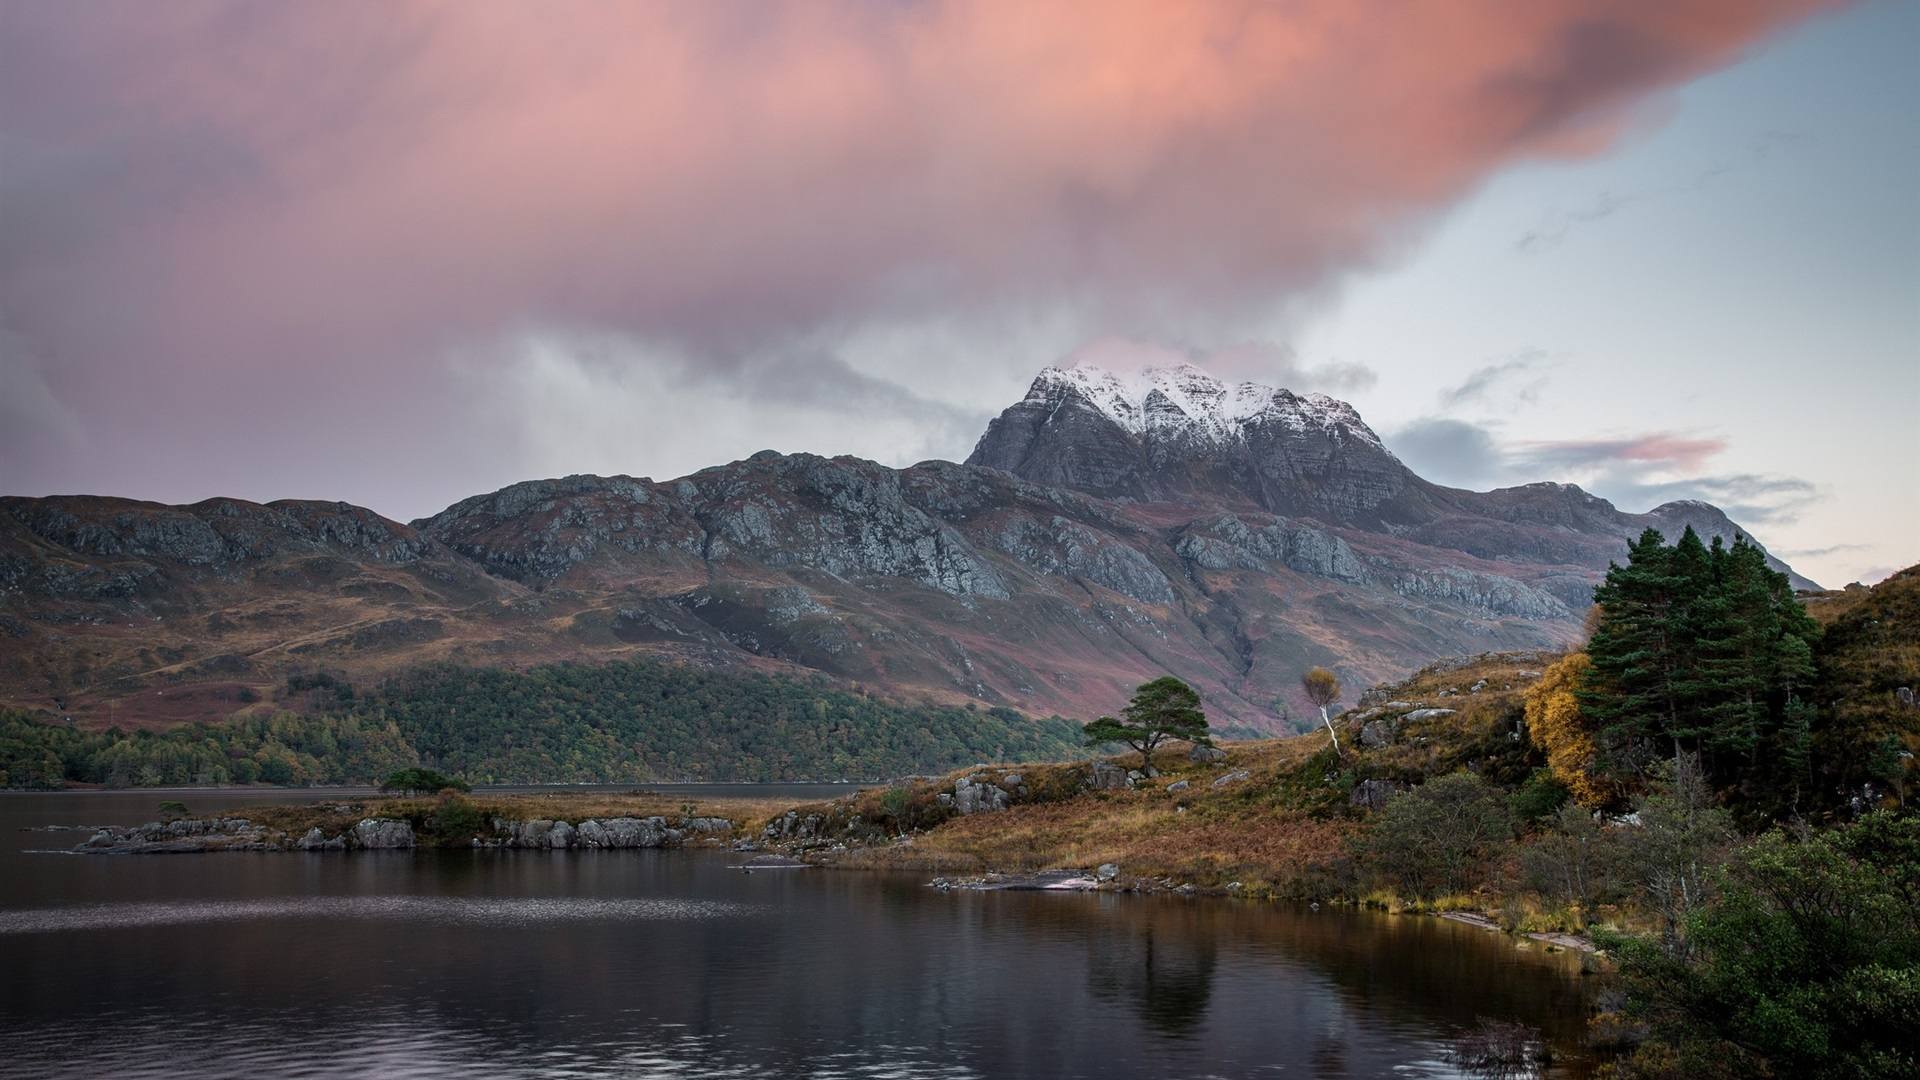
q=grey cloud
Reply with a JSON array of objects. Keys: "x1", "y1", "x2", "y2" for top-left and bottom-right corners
[
  {"x1": 1387, "y1": 413, "x2": 1821, "y2": 525},
  {"x1": 1384, "y1": 418, "x2": 1508, "y2": 489},
  {"x1": 1516, "y1": 191, "x2": 1641, "y2": 253},
  {"x1": 1516, "y1": 128, "x2": 1805, "y2": 254},
  {"x1": 1778, "y1": 542, "x2": 1871, "y2": 559},
  {"x1": 1439, "y1": 350, "x2": 1552, "y2": 407}
]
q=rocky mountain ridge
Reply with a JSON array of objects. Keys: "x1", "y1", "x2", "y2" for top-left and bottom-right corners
[{"x1": 0, "y1": 365, "x2": 1813, "y2": 731}]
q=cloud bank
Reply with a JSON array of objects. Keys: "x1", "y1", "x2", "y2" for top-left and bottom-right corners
[
  {"x1": 1387, "y1": 417, "x2": 1819, "y2": 525},
  {"x1": 0, "y1": 0, "x2": 1834, "y2": 515}
]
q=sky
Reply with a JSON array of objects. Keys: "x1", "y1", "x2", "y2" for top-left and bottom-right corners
[{"x1": 1, "y1": 0, "x2": 1913, "y2": 588}]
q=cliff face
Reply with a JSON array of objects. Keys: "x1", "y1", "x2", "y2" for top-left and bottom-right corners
[{"x1": 0, "y1": 364, "x2": 1813, "y2": 731}]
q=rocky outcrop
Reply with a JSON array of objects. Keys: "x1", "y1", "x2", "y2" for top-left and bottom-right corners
[
  {"x1": 763, "y1": 810, "x2": 829, "y2": 841},
  {"x1": 950, "y1": 772, "x2": 1026, "y2": 814},
  {"x1": 352, "y1": 818, "x2": 416, "y2": 849},
  {"x1": 1084, "y1": 761, "x2": 1135, "y2": 791},
  {"x1": 1173, "y1": 513, "x2": 1367, "y2": 584},
  {"x1": 1350, "y1": 779, "x2": 1405, "y2": 810},
  {"x1": 70, "y1": 812, "x2": 733, "y2": 855},
  {"x1": 991, "y1": 514, "x2": 1174, "y2": 603},
  {"x1": 79, "y1": 817, "x2": 271, "y2": 854},
  {"x1": 1387, "y1": 567, "x2": 1570, "y2": 619}
]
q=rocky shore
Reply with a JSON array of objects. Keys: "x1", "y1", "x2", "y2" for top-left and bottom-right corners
[{"x1": 57, "y1": 811, "x2": 737, "y2": 854}]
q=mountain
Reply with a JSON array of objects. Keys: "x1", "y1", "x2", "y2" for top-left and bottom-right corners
[
  {"x1": 971, "y1": 363, "x2": 1816, "y2": 589},
  {"x1": 0, "y1": 363, "x2": 1814, "y2": 732}
]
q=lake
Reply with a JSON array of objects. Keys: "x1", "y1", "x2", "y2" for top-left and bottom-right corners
[{"x1": 0, "y1": 788, "x2": 1595, "y2": 1078}]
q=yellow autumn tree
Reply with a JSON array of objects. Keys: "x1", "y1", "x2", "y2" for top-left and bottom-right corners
[{"x1": 1523, "y1": 652, "x2": 1614, "y2": 808}]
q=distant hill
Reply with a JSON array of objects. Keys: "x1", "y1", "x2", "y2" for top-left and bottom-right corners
[{"x1": 0, "y1": 362, "x2": 1813, "y2": 732}]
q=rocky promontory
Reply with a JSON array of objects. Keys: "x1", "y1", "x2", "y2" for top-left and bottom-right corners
[{"x1": 61, "y1": 799, "x2": 740, "y2": 855}]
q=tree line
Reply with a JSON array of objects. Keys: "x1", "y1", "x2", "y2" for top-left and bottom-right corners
[{"x1": 1, "y1": 658, "x2": 1083, "y2": 788}]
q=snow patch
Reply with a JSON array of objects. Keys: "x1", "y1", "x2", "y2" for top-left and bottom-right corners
[{"x1": 1029, "y1": 362, "x2": 1383, "y2": 449}]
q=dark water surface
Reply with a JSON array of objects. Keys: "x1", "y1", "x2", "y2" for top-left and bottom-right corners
[{"x1": 1, "y1": 789, "x2": 1594, "y2": 1078}]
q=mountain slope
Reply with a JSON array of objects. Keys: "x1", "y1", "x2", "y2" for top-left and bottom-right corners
[{"x1": 0, "y1": 364, "x2": 1814, "y2": 731}]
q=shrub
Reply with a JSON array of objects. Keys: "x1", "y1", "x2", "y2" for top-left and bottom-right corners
[
  {"x1": 1602, "y1": 811, "x2": 1920, "y2": 1080},
  {"x1": 1355, "y1": 771, "x2": 1512, "y2": 899},
  {"x1": 426, "y1": 792, "x2": 485, "y2": 841}
]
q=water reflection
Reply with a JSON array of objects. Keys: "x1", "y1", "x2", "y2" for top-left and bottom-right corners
[
  {"x1": 1086, "y1": 917, "x2": 1217, "y2": 1038},
  {"x1": 0, "y1": 794, "x2": 1591, "y2": 1079}
]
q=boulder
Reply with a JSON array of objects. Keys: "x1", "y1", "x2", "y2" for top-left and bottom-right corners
[
  {"x1": 1210, "y1": 769, "x2": 1251, "y2": 789},
  {"x1": 680, "y1": 816, "x2": 733, "y2": 836},
  {"x1": 763, "y1": 810, "x2": 827, "y2": 840},
  {"x1": 295, "y1": 827, "x2": 346, "y2": 851},
  {"x1": 352, "y1": 818, "x2": 415, "y2": 850},
  {"x1": 1349, "y1": 779, "x2": 1404, "y2": 810},
  {"x1": 1188, "y1": 744, "x2": 1228, "y2": 764},
  {"x1": 1095, "y1": 862, "x2": 1120, "y2": 882},
  {"x1": 954, "y1": 776, "x2": 1011, "y2": 815},
  {"x1": 1402, "y1": 708, "x2": 1457, "y2": 723},
  {"x1": 1165, "y1": 780, "x2": 1190, "y2": 793},
  {"x1": 1084, "y1": 761, "x2": 1134, "y2": 791},
  {"x1": 1358, "y1": 719, "x2": 1396, "y2": 748}
]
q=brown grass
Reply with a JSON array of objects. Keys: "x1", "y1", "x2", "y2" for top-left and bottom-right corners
[{"x1": 823, "y1": 735, "x2": 1358, "y2": 897}]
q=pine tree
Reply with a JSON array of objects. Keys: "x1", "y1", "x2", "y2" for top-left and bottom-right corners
[
  {"x1": 1082, "y1": 677, "x2": 1211, "y2": 771},
  {"x1": 1583, "y1": 527, "x2": 1821, "y2": 807},
  {"x1": 1581, "y1": 528, "x2": 1693, "y2": 773}
]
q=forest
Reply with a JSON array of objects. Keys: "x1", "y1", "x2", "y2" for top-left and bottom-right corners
[{"x1": 0, "y1": 659, "x2": 1083, "y2": 786}]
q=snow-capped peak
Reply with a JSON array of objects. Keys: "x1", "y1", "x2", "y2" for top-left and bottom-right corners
[{"x1": 1029, "y1": 362, "x2": 1383, "y2": 449}]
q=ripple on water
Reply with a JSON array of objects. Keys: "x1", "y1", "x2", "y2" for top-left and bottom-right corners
[
  {"x1": 0, "y1": 895, "x2": 762, "y2": 935},
  {"x1": 1, "y1": 1014, "x2": 990, "y2": 1080}
]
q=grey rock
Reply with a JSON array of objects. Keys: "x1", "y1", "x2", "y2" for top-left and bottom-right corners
[
  {"x1": 579, "y1": 817, "x2": 670, "y2": 848},
  {"x1": 351, "y1": 818, "x2": 415, "y2": 850},
  {"x1": 1095, "y1": 862, "x2": 1120, "y2": 882},
  {"x1": 1084, "y1": 761, "x2": 1134, "y2": 791},
  {"x1": 1165, "y1": 780, "x2": 1190, "y2": 793},
  {"x1": 953, "y1": 776, "x2": 1010, "y2": 815},
  {"x1": 762, "y1": 810, "x2": 827, "y2": 840},
  {"x1": 295, "y1": 827, "x2": 346, "y2": 851},
  {"x1": 1349, "y1": 779, "x2": 1404, "y2": 810},
  {"x1": 990, "y1": 513, "x2": 1174, "y2": 603},
  {"x1": 1402, "y1": 708, "x2": 1457, "y2": 723},
  {"x1": 1210, "y1": 769, "x2": 1251, "y2": 789},
  {"x1": 1188, "y1": 744, "x2": 1228, "y2": 764}
]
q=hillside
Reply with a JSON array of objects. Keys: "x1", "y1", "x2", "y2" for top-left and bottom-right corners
[{"x1": 0, "y1": 363, "x2": 1813, "y2": 734}]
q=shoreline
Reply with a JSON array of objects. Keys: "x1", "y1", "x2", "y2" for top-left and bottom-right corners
[{"x1": 21, "y1": 771, "x2": 1604, "y2": 959}]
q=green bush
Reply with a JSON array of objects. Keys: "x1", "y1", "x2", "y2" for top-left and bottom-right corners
[
  {"x1": 1355, "y1": 771, "x2": 1512, "y2": 899},
  {"x1": 1603, "y1": 811, "x2": 1920, "y2": 1080}
]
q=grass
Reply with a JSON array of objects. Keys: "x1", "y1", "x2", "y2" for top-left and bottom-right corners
[{"x1": 815, "y1": 735, "x2": 1360, "y2": 898}]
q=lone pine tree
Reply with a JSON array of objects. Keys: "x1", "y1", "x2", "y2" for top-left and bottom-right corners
[{"x1": 1082, "y1": 677, "x2": 1211, "y2": 771}]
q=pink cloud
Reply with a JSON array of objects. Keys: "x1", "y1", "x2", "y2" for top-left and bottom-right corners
[
  {"x1": 0, "y1": 0, "x2": 1837, "y2": 509},
  {"x1": 1517, "y1": 434, "x2": 1731, "y2": 472}
]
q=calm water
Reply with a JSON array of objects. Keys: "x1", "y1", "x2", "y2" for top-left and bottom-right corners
[{"x1": 0, "y1": 789, "x2": 1594, "y2": 1079}]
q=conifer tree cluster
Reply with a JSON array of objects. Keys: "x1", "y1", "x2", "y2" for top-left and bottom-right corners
[{"x1": 1577, "y1": 527, "x2": 1819, "y2": 812}]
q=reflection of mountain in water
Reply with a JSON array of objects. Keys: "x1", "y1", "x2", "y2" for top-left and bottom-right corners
[{"x1": 1086, "y1": 925, "x2": 1218, "y2": 1038}]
